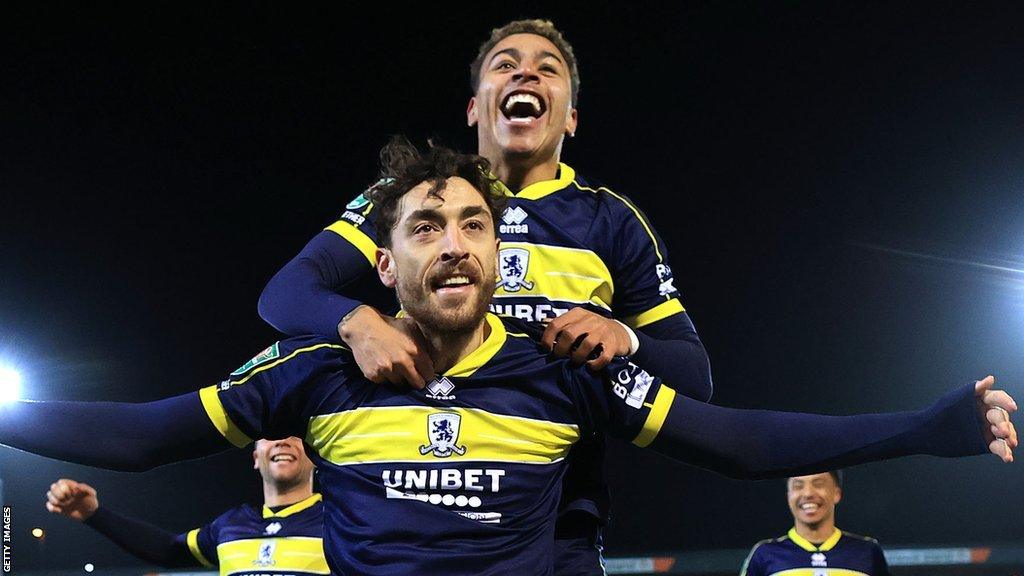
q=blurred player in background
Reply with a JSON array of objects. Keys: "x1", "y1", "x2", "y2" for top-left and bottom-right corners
[
  {"x1": 740, "y1": 471, "x2": 891, "y2": 576},
  {"x1": 45, "y1": 437, "x2": 327, "y2": 575}
]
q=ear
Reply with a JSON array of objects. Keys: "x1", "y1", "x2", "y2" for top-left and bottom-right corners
[
  {"x1": 494, "y1": 238, "x2": 501, "y2": 278},
  {"x1": 252, "y1": 448, "x2": 259, "y2": 470},
  {"x1": 833, "y1": 486, "x2": 842, "y2": 505},
  {"x1": 565, "y1": 107, "x2": 578, "y2": 137},
  {"x1": 467, "y1": 97, "x2": 479, "y2": 127},
  {"x1": 377, "y1": 248, "x2": 397, "y2": 288}
]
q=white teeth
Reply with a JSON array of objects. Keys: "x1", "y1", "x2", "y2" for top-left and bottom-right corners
[
  {"x1": 503, "y1": 93, "x2": 542, "y2": 115},
  {"x1": 271, "y1": 455, "x2": 296, "y2": 462},
  {"x1": 441, "y1": 276, "x2": 470, "y2": 286},
  {"x1": 801, "y1": 503, "x2": 819, "y2": 511}
]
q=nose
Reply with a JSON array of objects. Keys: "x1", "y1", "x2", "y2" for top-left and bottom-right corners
[
  {"x1": 512, "y1": 64, "x2": 540, "y2": 84},
  {"x1": 440, "y1": 226, "x2": 469, "y2": 263}
]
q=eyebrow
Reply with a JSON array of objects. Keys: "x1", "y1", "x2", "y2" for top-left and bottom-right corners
[
  {"x1": 490, "y1": 47, "x2": 565, "y2": 66},
  {"x1": 403, "y1": 205, "x2": 490, "y2": 226}
]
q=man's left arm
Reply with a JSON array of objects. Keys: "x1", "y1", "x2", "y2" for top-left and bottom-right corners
[
  {"x1": 543, "y1": 190, "x2": 712, "y2": 401},
  {"x1": 579, "y1": 362, "x2": 1016, "y2": 479}
]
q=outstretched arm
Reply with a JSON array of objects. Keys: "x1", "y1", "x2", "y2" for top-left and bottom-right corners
[
  {"x1": 0, "y1": 393, "x2": 231, "y2": 472},
  {"x1": 46, "y1": 479, "x2": 201, "y2": 568},
  {"x1": 638, "y1": 376, "x2": 1016, "y2": 479}
]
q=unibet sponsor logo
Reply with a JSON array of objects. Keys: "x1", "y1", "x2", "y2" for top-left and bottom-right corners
[
  {"x1": 382, "y1": 468, "x2": 506, "y2": 519},
  {"x1": 499, "y1": 206, "x2": 529, "y2": 234},
  {"x1": 489, "y1": 303, "x2": 568, "y2": 322},
  {"x1": 231, "y1": 343, "x2": 281, "y2": 376}
]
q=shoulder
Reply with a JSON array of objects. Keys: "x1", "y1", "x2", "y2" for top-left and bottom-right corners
[
  {"x1": 841, "y1": 531, "x2": 881, "y2": 546},
  {"x1": 224, "y1": 336, "x2": 354, "y2": 384}
]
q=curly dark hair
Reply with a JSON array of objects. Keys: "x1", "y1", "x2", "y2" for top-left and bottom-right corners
[
  {"x1": 368, "y1": 136, "x2": 508, "y2": 247},
  {"x1": 470, "y1": 19, "x2": 580, "y2": 106}
]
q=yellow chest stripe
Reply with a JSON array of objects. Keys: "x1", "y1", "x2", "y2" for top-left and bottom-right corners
[
  {"x1": 307, "y1": 406, "x2": 579, "y2": 465},
  {"x1": 216, "y1": 536, "x2": 329, "y2": 575}
]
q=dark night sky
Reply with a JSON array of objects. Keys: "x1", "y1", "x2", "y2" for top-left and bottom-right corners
[{"x1": 2, "y1": 2, "x2": 1024, "y2": 571}]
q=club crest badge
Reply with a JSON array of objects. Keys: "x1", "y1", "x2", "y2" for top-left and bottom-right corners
[
  {"x1": 419, "y1": 412, "x2": 467, "y2": 458},
  {"x1": 253, "y1": 540, "x2": 276, "y2": 568},
  {"x1": 497, "y1": 248, "x2": 535, "y2": 292}
]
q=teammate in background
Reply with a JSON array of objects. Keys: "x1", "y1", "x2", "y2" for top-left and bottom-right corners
[
  {"x1": 45, "y1": 437, "x2": 328, "y2": 576},
  {"x1": 257, "y1": 19, "x2": 713, "y2": 573},
  {"x1": 0, "y1": 140, "x2": 1015, "y2": 575},
  {"x1": 740, "y1": 471, "x2": 890, "y2": 576}
]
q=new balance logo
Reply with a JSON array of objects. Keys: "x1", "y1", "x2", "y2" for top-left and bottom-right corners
[{"x1": 499, "y1": 206, "x2": 529, "y2": 234}]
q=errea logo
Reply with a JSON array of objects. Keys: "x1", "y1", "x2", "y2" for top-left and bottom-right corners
[
  {"x1": 499, "y1": 206, "x2": 529, "y2": 234},
  {"x1": 425, "y1": 377, "x2": 456, "y2": 400}
]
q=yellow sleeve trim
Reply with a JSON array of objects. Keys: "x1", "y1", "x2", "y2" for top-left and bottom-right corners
[
  {"x1": 186, "y1": 528, "x2": 215, "y2": 568},
  {"x1": 199, "y1": 386, "x2": 253, "y2": 448},
  {"x1": 632, "y1": 386, "x2": 676, "y2": 448},
  {"x1": 622, "y1": 299, "x2": 685, "y2": 329},
  {"x1": 324, "y1": 220, "x2": 378, "y2": 266}
]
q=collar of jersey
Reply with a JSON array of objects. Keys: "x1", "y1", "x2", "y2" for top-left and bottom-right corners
[
  {"x1": 262, "y1": 493, "x2": 322, "y2": 519},
  {"x1": 494, "y1": 163, "x2": 576, "y2": 201},
  {"x1": 443, "y1": 313, "x2": 506, "y2": 378},
  {"x1": 788, "y1": 527, "x2": 842, "y2": 552}
]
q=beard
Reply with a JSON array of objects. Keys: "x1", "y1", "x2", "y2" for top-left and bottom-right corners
[{"x1": 396, "y1": 267, "x2": 496, "y2": 336}]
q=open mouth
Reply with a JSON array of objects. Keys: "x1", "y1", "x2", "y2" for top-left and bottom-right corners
[
  {"x1": 799, "y1": 502, "x2": 821, "y2": 513},
  {"x1": 501, "y1": 90, "x2": 546, "y2": 124},
  {"x1": 270, "y1": 453, "x2": 297, "y2": 463},
  {"x1": 432, "y1": 273, "x2": 477, "y2": 293}
]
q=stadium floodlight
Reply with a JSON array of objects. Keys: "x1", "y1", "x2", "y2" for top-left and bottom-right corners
[
  {"x1": 0, "y1": 366, "x2": 22, "y2": 403},
  {"x1": 84, "y1": 563, "x2": 95, "y2": 573}
]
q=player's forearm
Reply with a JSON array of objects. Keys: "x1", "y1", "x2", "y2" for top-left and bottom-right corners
[
  {"x1": 632, "y1": 313, "x2": 712, "y2": 402},
  {"x1": 649, "y1": 382, "x2": 986, "y2": 479},
  {"x1": 258, "y1": 231, "x2": 372, "y2": 339},
  {"x1": 84, "y1": 507, "x2": 199, "y2": 568},
  {"x1": 0, "y1": 393, "x2": 230, "y2": 472}
]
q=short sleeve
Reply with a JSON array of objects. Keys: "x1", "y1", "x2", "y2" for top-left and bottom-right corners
[
  {"x1": 594, "y1": 190, "x2": 686, "y2": 329},
  {"x1": 322, "y1": 183, "x2": 386, "y2": 267},
  {"x1": 198, "y1": 338, "x2": 348, "y2": 446},
  {"x1": 567, "y1": 357, "x2": 676, "y2": 447}
]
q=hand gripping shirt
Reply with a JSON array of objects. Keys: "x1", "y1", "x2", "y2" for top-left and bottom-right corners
[
  {"x1": 740, "y1": 528, "x2": 891, "y2": 576},
  {"x1": 326, "y1": 164, "x2": 689, "y2": 522},
  {"x1": 198, "y1": 314, "x2": 675, "y2": 576},
  {"x1": 184, "y1": 493, "x2": 329, "y2": 576}
]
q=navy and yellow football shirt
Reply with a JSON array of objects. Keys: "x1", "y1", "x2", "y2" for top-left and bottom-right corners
[
  {"x1": 199, "y1": 314, "x2": 675, "y2": 575},
  {"x1": 740, "y1": 528, "x2": 891, "y2": 576},
  {"x1": 183, "y1": 493, "x2": 329, "y2": 576},
  {"x1": 330, "y1": 163, "x2": 685, "y2": 329}
]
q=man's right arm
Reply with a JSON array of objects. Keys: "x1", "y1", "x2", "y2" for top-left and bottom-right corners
[
  {"x1": 257, "y1": 204, "x2": 434, "y2": 386},
  {"x1": 258, "y1": 228, "x2": 390, "y2": 339},
  {"x1": 0, "y1": 339, "x2": 328, "y2": 471},
  {"x1": 46, "y1": 479, "x2": 205, "y2": 568}
]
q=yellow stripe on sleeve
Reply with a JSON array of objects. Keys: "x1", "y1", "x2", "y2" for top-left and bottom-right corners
[
  {"x1": 199, "y1": 386, "x2": 253, "y2": 448},
  {"x1": 632, "y1": 386, "x2": 676, "y2": 448},
  {"x1": 621, "y1": 298, "x2": 685, "y2": 329},
  {"x1": 325, "y1": 220, "x2": 379, "y2": 266},
  {"x1": 186, "y1": 528, "x2": 215, "y2": 568}
]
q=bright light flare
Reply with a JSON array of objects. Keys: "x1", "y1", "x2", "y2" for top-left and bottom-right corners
[{"x1": 0, "y1": 366, "x2": 22, "y2": 403}]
